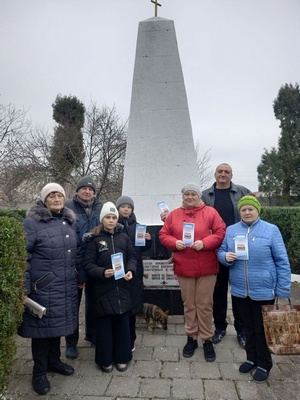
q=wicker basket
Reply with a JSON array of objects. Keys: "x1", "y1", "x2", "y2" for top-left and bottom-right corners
[{"x1": 262, "y1": 298, "x2": 300, "y2": 355}]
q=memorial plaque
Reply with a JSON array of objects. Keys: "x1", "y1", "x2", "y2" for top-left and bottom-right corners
[{"x1": 143, "y1": 259, "x2": 178, "y2": 287}]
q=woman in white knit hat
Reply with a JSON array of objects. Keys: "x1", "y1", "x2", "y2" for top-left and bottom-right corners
[
  {"x1": 19, "y1": 183, "x2": 84, "y2": 395},
  {"x1": 83, "y1": 202, "x2": 137, "y2": 373}
]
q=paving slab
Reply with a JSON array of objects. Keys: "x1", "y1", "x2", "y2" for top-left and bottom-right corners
[{"x1": 3, "y1": 282, "x2": 300, "y2": 399}]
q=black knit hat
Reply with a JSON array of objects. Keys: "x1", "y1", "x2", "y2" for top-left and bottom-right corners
[
  {"x1": 75, "y1": 176, "x2": 96, "y2": 193},
  {"x1": 116, "y1": 195, "x2": 134, "y2": 211}
]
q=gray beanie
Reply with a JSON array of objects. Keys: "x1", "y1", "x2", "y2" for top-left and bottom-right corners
[
  {"x1": 116, "y1": 195, "x2": 134, "y2": 211},
  {"x1": 181, "y1": 182, "x2": 201, "y2": 198},
  {"x1": 100, "y1": 202, "x2": 119, "y2": 223},
  {"x1": 75, "y1": 175, "x2": 96, "y2": 193},
  {"x1": 41, "y1": 183, "x2": 65, "y2": 204}
]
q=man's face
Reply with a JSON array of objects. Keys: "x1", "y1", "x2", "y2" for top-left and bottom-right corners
[
  {"x1": 214, "y1": 164, "x2": 233, "y2": 186},
  {"x1": 77, "y1": 186, "x2": 95, "y2": 203}
]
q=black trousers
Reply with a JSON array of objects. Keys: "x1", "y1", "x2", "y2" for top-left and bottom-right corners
[
  {"x1": 95, "y1": 311, "x2": 132, "y2": 367},
  {"x1": 65, "y1": 284, "x2": 95, "y2": 347},
  {"x1": 31, "y1": 337, "x2": 61, "y2": 377},
  {"x1": 129, "y1": 314, "x2": 136, "y2": 348},
  {"x1": 213, "y1": 262, "x2": 244, "y2": 333},
  {"x1": 234, "y1": 296, "x2": 274, "y2": 371}
]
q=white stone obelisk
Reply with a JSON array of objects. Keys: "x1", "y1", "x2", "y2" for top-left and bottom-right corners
[{"x1": 122, "y1": 17, "x2": 199, "y2": 225}]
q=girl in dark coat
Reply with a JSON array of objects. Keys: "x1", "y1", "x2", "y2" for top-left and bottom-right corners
[
  {"x1": 83, "y1": 202, "x2": 137, "y2": 373},
  {"x1": 19, "y1": 183, "x2": 83, "y2": 395},
  {"x1": 116, "y1": 195, "x2": 152, "y2": 351}
]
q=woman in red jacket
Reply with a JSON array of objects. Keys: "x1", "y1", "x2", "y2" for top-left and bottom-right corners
[{"x1": 159, "y1": 183, "x2": 226, "y2": 362}]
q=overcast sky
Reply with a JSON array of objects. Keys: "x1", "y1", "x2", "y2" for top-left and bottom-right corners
[{"x1": 1, "y1": 0, "x2": 299, "y2": 191}]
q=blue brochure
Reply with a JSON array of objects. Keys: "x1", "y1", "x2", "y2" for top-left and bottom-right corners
[
  {"x1": 157, "y1": 201, "x2": 170, "y2": 216},
  {"x1": 111, "y1": 252, "x2": 125, "y2": 280},
  {"x1": 234, "y1": 233, "x2": 249, "y2": 260},
  {"x1": 182, "y1": 222, "x2": 194, "y2": 247},
  {"x1": 135, "y1": 224, "x2": 146, "y2": 246}
]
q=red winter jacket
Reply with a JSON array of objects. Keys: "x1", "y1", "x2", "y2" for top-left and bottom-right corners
[{"x1": 159, "y1": 203, "x2": 226, "y2": 278}]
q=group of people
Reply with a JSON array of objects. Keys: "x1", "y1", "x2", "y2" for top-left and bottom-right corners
[
  {"x1": 19, "y1": 176, "x2": 151, "y2": 395},
  {"x1": 18, "y1": 163, "x2": 291, "y2": 395},
  {"x1": 160, "y1": 163, "x2": 291, "y2": 383}
]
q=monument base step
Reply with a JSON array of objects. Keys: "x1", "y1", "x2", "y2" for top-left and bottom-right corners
[{"x1": 143, "y1": 287, "x2": 183, "y2": 315}]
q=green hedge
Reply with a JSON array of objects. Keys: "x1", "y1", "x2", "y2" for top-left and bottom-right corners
[
  {"x1": 0, "y1": 217, "x2": 27, "y2": 396},
  {"x1": 0, "y1": 209, "x2": 27, "y2": 222},
  {"x1": 260, "y1": 207, "x2": 300, "y2": 274}
]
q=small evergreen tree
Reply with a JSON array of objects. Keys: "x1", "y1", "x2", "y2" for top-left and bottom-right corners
[
  {"x1": 258, "y1": 83, "x2": 300, "y2": 205},
  {"x1": 50, "y1": 94, "x2": 85, "y2": 182}
]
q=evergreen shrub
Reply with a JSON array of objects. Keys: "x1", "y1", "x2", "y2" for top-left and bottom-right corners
[
  {"x1": 0, "y1": 217, "x2": 27, "y2": 396},
  {"x1": 260, "y1": 207, "x2": 300, "y2": 274},
  {"x1": 0, "y1": 209, "x2": 26, "y2": 221}
]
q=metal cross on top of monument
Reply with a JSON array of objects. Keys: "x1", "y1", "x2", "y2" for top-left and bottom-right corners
[{"x1": 151, "y1": 0, "x2": 161, "y2": 17}]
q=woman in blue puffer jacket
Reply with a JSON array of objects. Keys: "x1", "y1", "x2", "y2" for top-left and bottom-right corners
[{"x1": 218, "y1": 195, "x2": 291, "y2": 384}]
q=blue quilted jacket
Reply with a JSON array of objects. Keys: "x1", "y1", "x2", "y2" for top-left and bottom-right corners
[{"x1": 218, "y1": 218, "x2": 291, "y2": 300}]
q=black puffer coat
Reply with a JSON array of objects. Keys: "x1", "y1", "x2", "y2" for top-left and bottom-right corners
[
  {"x1": 83, "y1": 225, "x2": 137, "y2": 318},
  {"x1": 18, "y1": 202, "x2": 82, "y2": 339},
  {"x1": 118, "y1": 213, "x2": 152, "y2": 314}
]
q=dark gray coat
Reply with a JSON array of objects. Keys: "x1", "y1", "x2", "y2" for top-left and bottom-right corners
[
  {"x1": 18, "y1": 203, "x2": 81, "y2": 338},
  {"x1": 201, "y1": 182, "x2": 251, "y2": 224}
]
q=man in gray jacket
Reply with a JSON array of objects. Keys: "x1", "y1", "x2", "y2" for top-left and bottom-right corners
[{"x1": 202, "y1": 163, "x2": 251, "y2": 348}]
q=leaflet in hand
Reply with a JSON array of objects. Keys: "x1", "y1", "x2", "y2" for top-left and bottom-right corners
[
  {"x1": 157, "y1": 201, "x2": 170, "y2": 216},
  {"x1": 234, "y1": 233, "x2": 249, "y2": 260},
  {"x1": 25, "y1": 298, "x2": 47, "y2": 319},
  {"x1": 135, "y1": 224, "x2": 146, "y2": 246},
  {"x1": 111, "y1": 252, "x2": 125, "y2": 280},
  {"x1": 182, "y1": 222, "x2": 194, "y2": 247}
]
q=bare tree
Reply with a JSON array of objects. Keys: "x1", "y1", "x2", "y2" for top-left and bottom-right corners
[
  {"x1": 0, "y1": 101, "x2": 127, "y2": 207},
  {"x1": 0, "y1": 103, "x2": 30, "y2": 164},
  {"x1": 0, "y1": 103, "x2": 36, "y2": 207},
  {"x1": 195, "y1": 143, "x2": 213, "y2": 189},
  {"x1": 78, "y1": 103, "x2": 127, "y2": 201}
]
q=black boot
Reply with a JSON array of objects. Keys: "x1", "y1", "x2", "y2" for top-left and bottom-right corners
[
  {"x1": 32, "y1": 375, "x2": 50, "y2": 395},
  {"x1": 183, "y1": 336, "x2": 198, "y2": 358}
]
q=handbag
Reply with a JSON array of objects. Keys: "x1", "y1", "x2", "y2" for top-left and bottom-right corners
[{"x1": 262, "y1": 297, "x2": 300, "y2": 355}]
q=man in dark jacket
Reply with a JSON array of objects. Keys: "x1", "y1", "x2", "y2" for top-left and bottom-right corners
[
  {"x1": 202, "y1": 163, "x2": 251, "y2": 348},
  {"x1": 64, "y1": 176, "x2": 103, "y2": 359}
]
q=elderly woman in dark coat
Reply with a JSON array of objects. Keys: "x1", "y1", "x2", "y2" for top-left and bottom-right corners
[{"x1": 19, "y1": 183, "x2": 83, "y2": 395}]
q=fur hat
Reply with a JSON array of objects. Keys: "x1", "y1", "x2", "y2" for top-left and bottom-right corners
[
  {"x1": 100, "y1": 202, "x2": 119, "y2": 223},
  {"x1": 116, "y1": 195, "x2": 134, "y2": 211},
  {"x1": 41, "y1": 183, "x2": 65, "y2": 204},
  {"x1": 181, "y1": 182, "x2": 201, "y2": 198},
  {"x1": 75, "y1": 176, "x2": 96, "y2": 193},
  {"x1": 238, "y1": 195, "x2": 261, "y2": 213}
]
